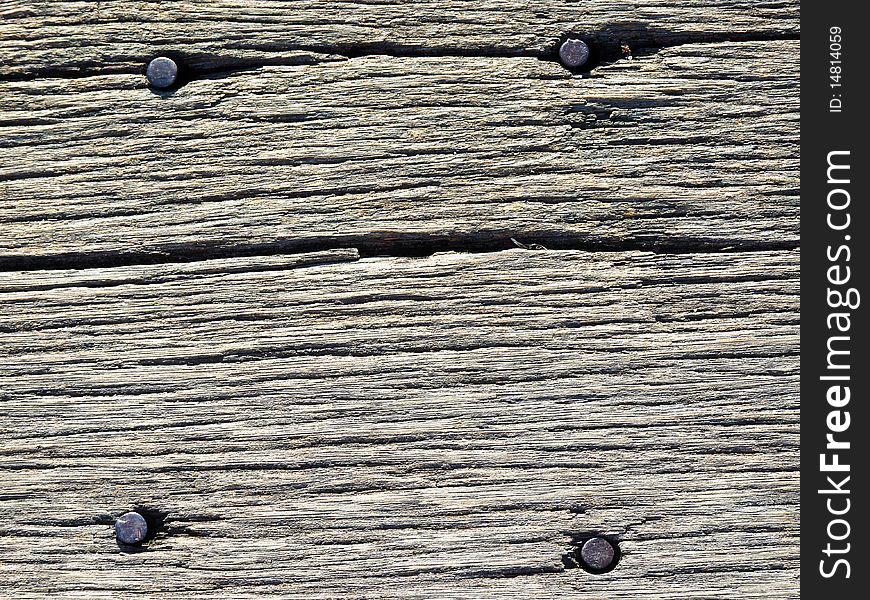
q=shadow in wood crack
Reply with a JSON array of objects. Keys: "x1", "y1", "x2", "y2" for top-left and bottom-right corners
[{"x1": 545, "y1": 21, "x2": 799, "y2": 73}]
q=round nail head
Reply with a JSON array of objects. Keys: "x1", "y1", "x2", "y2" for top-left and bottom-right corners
[
  {"x1": 559, "y1": 39, "x2": 591, "y2": 69},
  {"x1": 580, "y1": 537, "x2": 615, "y2": 571},
  {"x1": 115, "y1": 511, "x2": 148, "y2": 545},
  {"x1": 146, "y1": 57, "x2": 178, "y2": 89}
]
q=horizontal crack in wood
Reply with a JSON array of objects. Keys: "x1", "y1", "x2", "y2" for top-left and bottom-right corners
[
  {"x1": 0, "y1": 234, "x2": 799, "y2": 272},
  {"x1": 0, "y1": 32, "x2": 800, "y2": 83}
]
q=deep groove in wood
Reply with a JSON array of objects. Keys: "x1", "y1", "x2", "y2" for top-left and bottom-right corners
[
  {"x1": 0, "y1": 234, "x2": 799, "y2": 273},
  {"x1": 0, "y1": 32, "x2": 801, "y2": 84}
]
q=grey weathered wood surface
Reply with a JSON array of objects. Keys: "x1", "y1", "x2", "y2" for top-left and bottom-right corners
[
  {"x1": 0, "y1": 2, "x2": 799, "y2": 598},
  {"x1": 1, "y1": 250, "x2": 798, "y2": 598},
  {"x1": 1, "y1": 1, "x2": 798, "y2": 78},
  {"x1": 0, "y1": 40, "x2": 798, "y2": 268}
]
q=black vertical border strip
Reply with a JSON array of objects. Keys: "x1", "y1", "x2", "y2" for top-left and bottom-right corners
[{"x1": 801, "y1": 1, "x2": 868, "y2": 596}]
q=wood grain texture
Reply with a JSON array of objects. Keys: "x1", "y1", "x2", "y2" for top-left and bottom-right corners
[
  {"x1": 0, "y1": 40, "x2": 798, "y2": 268},
  {"x1": 0, "y1": 1, "x2": 798, "y2": 78},
  {"x1": 2, "y1": 2, "x2": 800, "y2": 596},
  {"x1": 0, "y1": 249, "x2": 799, "y2": 598}
]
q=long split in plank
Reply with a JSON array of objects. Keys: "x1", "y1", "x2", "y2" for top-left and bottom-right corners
[{"x1": 1, "y1": 1, "x2": 799, "y2": 78}]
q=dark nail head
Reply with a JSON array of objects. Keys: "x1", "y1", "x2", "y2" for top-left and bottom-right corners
[
  {"x1": 146, "y1": 57, "x2": 178, "y2": 89},
  {"x1": 115, "y1": 511, "x2": 148, "y2": 545},
  {"x1": 559, "y1": 39, "x2": 591, "y2": 69},
  {"x1": 580, "y1": 537, "x2": 615, "y2": 571}
]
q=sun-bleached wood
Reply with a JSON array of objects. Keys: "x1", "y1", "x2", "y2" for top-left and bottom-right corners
[
  {"x1": 0, "y1": 1, "x2": 798, "y2": 78},
  {"x1": 0, "y1": 40, "x2": 798, "y2": 268},
  {"x1": 1, "y1": 1, "x2": 800, "y2": 595},
  {"x1": 0, "y1": 249, "x2": 798, "y2": 598}
]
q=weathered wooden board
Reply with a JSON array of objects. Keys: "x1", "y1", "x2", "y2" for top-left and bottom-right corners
[
  {"x1": 1, "y1": 0, "x2": 800, "y2": 596},
  {"x1": 0, "y1": 40, "x2": 798, "y2": 268},
  {"x1": 1, "y1": 1, "x2": 798, "y2": 78},
  {"x1": 0, "y1": 249, "x2": 798, "y2": 598}
]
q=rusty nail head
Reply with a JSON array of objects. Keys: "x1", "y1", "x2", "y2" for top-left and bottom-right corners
[
  {"x1": 559, "y1": 39, "x2": 591, "y2": 69},
  {"x1": 580, "y1": 537, "x2": 616, "y2": 571},
  {"x1": 115, "y1": 511, "x2": 148, "y2": 545},
  {"x1": 147, "y1": 57, "x2": 178, "y2": 89}
]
